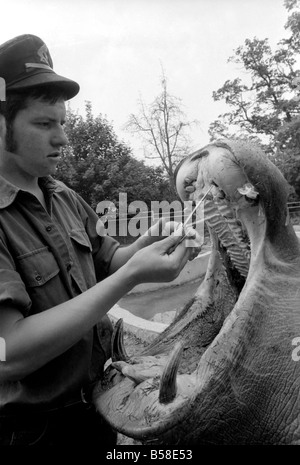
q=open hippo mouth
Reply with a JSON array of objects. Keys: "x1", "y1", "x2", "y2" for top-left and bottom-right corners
[{"x1": 93, "y1": 140, "x2": 300, "y2": 445}]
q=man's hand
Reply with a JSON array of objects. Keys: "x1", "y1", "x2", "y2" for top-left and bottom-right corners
[
  {"x1": 140, "y1": 217, "x2": 173, "y2": 246},
  {"x1": 124, "y1": 232, "x2": 196, "y2": 286},
  {"x1": 140, "y1": 218, "x2": 202, "y2": 260},
  {"x1": 109, "y1": 218, "x2": 202, "y2": 275}
]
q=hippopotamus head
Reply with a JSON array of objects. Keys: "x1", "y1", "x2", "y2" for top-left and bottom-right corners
[{"x1": 93, "y1": 139, "x2": 300, "y2": 445}]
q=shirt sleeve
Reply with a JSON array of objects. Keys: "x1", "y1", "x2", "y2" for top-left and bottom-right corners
[
  {"x1": 72, "y1": 192, "x2": 120, "y2": 281},
  {"x1": 0, "y1": 232, "x2": 32, "y2": 317}
]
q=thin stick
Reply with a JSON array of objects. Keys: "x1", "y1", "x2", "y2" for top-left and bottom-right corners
[{"x1": 174, "y1": 185, "x2": 213, "y2": 246}]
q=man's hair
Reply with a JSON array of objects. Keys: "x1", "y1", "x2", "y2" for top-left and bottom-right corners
[{"x1": 0, "y1": 85, "x2": 67, "y2": 152}]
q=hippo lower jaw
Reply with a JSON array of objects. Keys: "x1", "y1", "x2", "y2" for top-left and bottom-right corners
[{"x1": 94, "y1": 141, "x2": 300, "y2": 445}]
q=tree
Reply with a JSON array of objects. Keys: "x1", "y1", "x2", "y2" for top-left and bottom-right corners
[
  {"x1": 209, "y1": 0, "x2": 300, "y2": 198},
  {"x1": 55, "y1": 102, "x2": 173, "y2": 210},
  {"x1": 125, "y1": 73, "x2": 196, "y2": 195}
]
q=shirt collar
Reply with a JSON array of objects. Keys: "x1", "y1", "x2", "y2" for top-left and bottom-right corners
[{"x1": 0, "y1": 175, "x2": 64, "y2": 209}]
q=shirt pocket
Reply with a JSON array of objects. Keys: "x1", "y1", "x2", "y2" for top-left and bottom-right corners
[
  {"x1": 69, "y1": 228, "x2": 92, "y2": 252},
  {"x1": 68, "y1": 228, "x2": 95, "y2": 290},
  {"x1": 16, "y1": 247, "x2": 60, "y2": 288}
]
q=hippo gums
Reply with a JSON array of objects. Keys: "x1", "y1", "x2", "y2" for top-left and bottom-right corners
[{"x1": 93, "y1": 140, "x2": 300, "y2": 445}]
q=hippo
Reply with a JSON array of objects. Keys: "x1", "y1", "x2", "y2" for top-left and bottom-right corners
[{"x1": 93, "y1": 140, "x2": 300, "y2": 445}]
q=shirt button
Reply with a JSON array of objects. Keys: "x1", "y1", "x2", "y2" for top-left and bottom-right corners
[
  {"x1": 46, "y1": 226, "x2": 52, "y2": 232},
  {"x1": 35, "y1": 275, "x2": 42, "y2": 282}
]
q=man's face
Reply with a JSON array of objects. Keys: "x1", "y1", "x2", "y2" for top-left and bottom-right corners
[{"x1": 7, "y1": 97, "x2": 68, "y2": 178}]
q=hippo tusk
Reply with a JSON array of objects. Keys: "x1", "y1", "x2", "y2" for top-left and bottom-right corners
[
  {"x1": 111, "y1": 318, "x2": 129, "y2": 362},
  {"x1": 159, "y1": 342, "x2": 183, "y2": 404}
]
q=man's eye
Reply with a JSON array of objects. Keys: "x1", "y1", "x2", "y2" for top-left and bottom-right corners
[{"x1": 37, "y1": 122, "x2": 50, "y2": 127}]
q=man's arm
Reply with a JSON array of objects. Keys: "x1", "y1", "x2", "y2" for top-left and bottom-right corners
[
  {"x1": 0, "y1": 233, "x2": 191, "y2": 383},
  {"x1": 0, "y1": 262, "x2": 134, "y2": 382},
  {"x1": 74, "y1": 190, "x2": 162, "y2": 278}
]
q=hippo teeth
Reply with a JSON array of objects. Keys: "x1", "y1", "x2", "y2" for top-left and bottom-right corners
[
  {"x1": 111, "y1": 318, "x2": 129, "y2": 362},
  {"x1": 159, "y1": 342, "x2": 183, "y2": 404},
  {"x1": 111, "y1": 361, "x2": 150, "y2": 384},
  {"x1": 111, "y1": 342, "x2": 184, "y2": 397}
]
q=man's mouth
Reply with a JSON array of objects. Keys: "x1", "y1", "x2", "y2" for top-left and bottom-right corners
[{"x1": 47, "y1": 152, "x2": 60, "y2": 158}]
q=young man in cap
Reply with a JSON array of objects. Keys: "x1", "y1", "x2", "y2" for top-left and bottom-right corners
[{"x1": 0, "y1": 34, "x2": 196, "y2": 446}]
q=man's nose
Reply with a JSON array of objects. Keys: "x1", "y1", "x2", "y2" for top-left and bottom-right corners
[{"x1": 52, "y1": 125, "x2": 68, "y2": 147}]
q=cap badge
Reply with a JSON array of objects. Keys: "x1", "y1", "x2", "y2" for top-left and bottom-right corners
[{"x1": 37, "y1": 44, "x2": 50, "y2": 66}]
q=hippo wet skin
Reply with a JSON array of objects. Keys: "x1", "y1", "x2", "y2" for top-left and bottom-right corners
[{"x1": 93, "y1": 140, "x2": 300, "y2": 445}]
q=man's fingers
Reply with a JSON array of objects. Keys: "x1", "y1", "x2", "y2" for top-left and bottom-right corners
[
  {"x1": 143, "y1": 217, "x2": 167, "y2": 238},
  {"x1": 156, "y1": 217, "x2": 167, "y2": 236},
  {"x1": 159, "y1": 233, "x2": 190, "y2": 260},
  {"x1": 169, "y1": 239, "x2": 192, "y2": 270},
  {"x1": 162, "y1": 221, "x2": 183, "y2": 237},
  {"x1": 184, "y1": 227, "x2": 202, "y2": 246},
  {"x1": 159, "y1": 231, "x2": 183, "y2": 249}
]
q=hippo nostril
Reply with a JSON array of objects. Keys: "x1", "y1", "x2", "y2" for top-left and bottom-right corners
[
  {"x1": 210, "y1": 183, "x2": 226, "y2": 200},
  {"x1": 216, "y1": 189, "x2": 226, "y2": 200},
  {"x1": 184, "y1": 176, "x2": 196, "y2": 186}
]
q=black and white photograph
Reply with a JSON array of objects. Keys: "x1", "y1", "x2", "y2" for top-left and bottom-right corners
[{"x1": 0, "y1": 0, "x2": 299, "y2": 453}]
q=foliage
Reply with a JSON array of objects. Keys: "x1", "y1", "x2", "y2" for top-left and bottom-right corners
[
  {"x1": 125, "y1": 73, "x2": 196, "y2": 196},
  {"x1": 209, "y1": 0, "x2": 300, "y2": 198},
  {"x1": 55, "y1": 102, "x2": 174, "y2": 210}
]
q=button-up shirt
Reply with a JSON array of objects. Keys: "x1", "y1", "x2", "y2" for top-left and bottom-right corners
[{"x1": 0, "y1": 175, "x2": 120, "y2": 415}]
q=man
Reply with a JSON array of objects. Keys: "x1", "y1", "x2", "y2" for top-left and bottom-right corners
[{"x1": 0, "y1": 35, "x2": 196, "y2": 446}]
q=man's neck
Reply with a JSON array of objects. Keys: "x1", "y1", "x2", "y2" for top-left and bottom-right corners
[
  {"x1": 0, "y1": 153, "x2": 48, "y2": 211},
  {"x1": 0, "y1": 151, "x2": 39, "y2": 193}
]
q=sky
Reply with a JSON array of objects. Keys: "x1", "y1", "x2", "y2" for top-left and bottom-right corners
[{"x1": 0, "y1": 0, "x2": 290, "y2": 162}]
